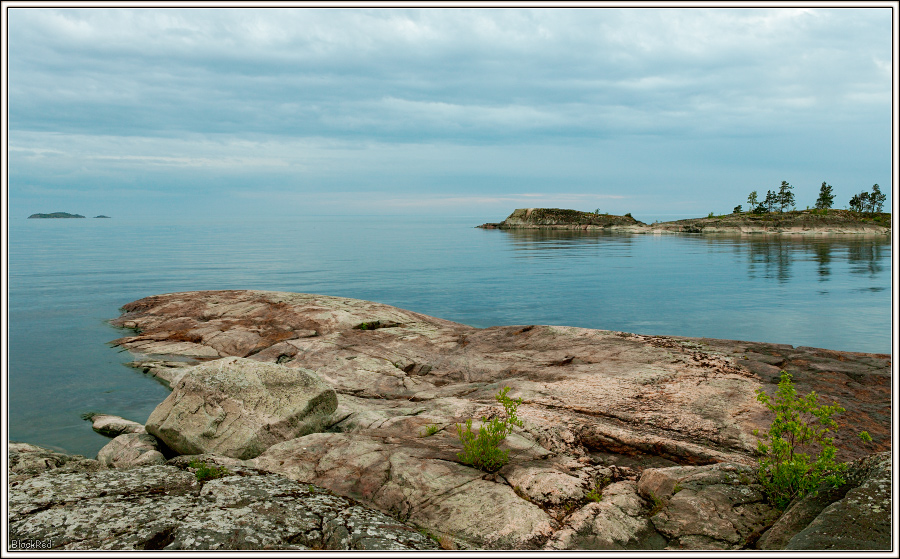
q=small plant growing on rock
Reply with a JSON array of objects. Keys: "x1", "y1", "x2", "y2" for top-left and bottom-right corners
[
  {"x1": 421, "y1": 423, "x2": 441, "y2": 437},
  {"x1": 188, "y1": 459, "x2": 230, "y2": 483},
  {"x1": 646, "y1": 492, "x2": 664, "y2": 516},
  {"x1": 456, "y1": 386, "x2": 523, "y2": 472},
  {"x1": 585, "y1": 483, "x2": 603, "y2": 503},
  {"x1": 753, "y1": 371, "x2": 849, "y2": 509}
]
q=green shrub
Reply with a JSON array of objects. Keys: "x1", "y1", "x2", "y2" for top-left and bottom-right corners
[
  {"x1": 456, "y1": 386, "x2": 523, "y2": 472},
  {"x1": 753, "y1": 371, "x2": 848, "y2": 509},
  {"x1": 188, "y1": 459, "x2": 231, "y2": 483},
  {"x1": 421, "y1": 423, "x2": 441, "y2": 437}
]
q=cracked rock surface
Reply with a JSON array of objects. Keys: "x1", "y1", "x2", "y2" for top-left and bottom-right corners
[{"x1": 8, "y1": 443, "x2": 439, "y2": 551}]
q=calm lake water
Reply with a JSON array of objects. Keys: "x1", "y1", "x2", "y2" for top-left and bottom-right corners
[{"x1": 6, "y1": 215, "x2": 893, "y2": 457}]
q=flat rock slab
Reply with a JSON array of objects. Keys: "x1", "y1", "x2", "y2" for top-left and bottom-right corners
[{"x1": 252, "y1": 432, "x2": 557, "y2": 549}]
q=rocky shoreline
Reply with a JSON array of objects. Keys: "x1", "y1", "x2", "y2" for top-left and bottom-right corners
[
  {"x1": 479, "y1": 208, "x2": 891, "y2": 235},
  {"x1": 8, "y1": 290, "x2": 893, "y2": 550}
]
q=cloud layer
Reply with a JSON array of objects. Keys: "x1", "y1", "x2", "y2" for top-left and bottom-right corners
[{"x1": 7, "y1": 7, "x2": 893, "y2": 218}]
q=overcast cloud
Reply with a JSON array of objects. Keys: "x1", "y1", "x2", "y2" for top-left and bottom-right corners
[{"x1": 6, "y1": 6, "x2": 894, "y2": 220}]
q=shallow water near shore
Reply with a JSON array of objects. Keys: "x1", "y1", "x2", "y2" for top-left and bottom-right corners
[{"x1": 6, "y1": 215, "x2": 892, "y2": 457}]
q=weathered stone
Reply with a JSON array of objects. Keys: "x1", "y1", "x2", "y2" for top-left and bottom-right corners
[
  {"x1": 97, "y1": 433, "x2": 167, "y2": 468},
  {"x1": 8, "y1": 456, "x2": 439, "y2": 551},
  {"x1": 126, "y1": 359, "x2": 195, "y2": 389},
  {"x1": 501, "y1": 459, "x2": 597, "y2": 508},
  {"x1": 8, "y1": 442, "x2": 102, "y2": 480},
  {"x1": 201, "y1": 328, "x2": 262, "y2": 357},
  {"x1": 544, "y1": 481, "x2": 667, "y2": 550},
  {"x1": 87, "y1": 413, "x2": 147, "y2": 437},
  {"x1": 638, "y1": 462, "x2": 781, "y2": 550},
  {"x1": 782, "y1": 452, "x2": 891, "y2": 550},
  {"x1": 252, "y1": 432, "x2": 556, "y2": 549},
  {"x1": 146, "y1": 357, "x2": 338, "y2": 459}
]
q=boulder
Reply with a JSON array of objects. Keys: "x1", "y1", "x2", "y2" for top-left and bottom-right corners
[
  {"x1": 87, "y1": 413, "x2": 147, "y2": 437},
  {"x1": 758, "y1": 451, "x2": 892, "y2": 550},
  {"x1": 97, "y1": 433, "x2": 167, "y2": 468},
  {"x1": 637, "y1": 462, "x2": 781, "y2": 550},
  {"x1": 146, "y1": 357, "x2": 337, "y2": 459}
]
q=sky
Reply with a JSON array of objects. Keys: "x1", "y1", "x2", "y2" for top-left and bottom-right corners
[{"x1": 4, "y1": 5, "x2": 896, "y2": 222}]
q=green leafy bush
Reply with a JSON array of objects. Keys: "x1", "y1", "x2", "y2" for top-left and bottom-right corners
[
  {"x1": 456, "y1": 386, "x2": 523, "y2": 472},
  {"x1": 753, "y1": 371, "x2": 848, "y2": 509}
]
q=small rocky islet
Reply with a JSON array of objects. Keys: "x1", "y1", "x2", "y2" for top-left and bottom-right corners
[
  {"x1": 479, "y1": 207, "x2": 890, "y2": 235},
  {"x1": 27, "y1": 212, "x2": 111, "y2": 219},
  {"x1": 9, "y1": 289, "x2": 891, "y2": 550}
]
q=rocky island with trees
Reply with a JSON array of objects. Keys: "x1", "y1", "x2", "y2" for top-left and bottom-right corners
[{"x1": 480, "y1": 181, "x2": 890, "y2": 235}]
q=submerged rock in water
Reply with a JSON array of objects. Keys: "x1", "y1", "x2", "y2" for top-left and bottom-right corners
[{"x1": 86, "y1": 413, "x2": 147, "y2": 437}]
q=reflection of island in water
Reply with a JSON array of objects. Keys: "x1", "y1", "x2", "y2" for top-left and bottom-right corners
[
  {"x1": 727, "y1": 235, "x2": 888, "y2": 283},
  {"x1": 495, "y1": 228, "x2": 637, "y2": 259},
  {"x1": 493, "y1": 228, "x2": 889, "y2": 283}
]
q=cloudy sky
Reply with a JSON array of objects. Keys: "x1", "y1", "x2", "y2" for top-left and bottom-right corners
[{"x1": 5, "y1": 6, "x2": 895, "y2": 221}]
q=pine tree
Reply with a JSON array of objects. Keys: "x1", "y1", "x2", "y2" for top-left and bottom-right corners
[
  {"x1": 748, "y1": 191, "x2": 759, "y2": 207},
  {"x1": 871, "y1": 184, "x2": 886, "y2": 213},
  {"x1": 815, "y1": 182, "x2": 834, "y2": 210},
  {"x1": 777, "y1": 181, "x2": 795, "y2": 212},
  {"x1": 764, "y1": 190, "x2": 778, "y2": 213}
]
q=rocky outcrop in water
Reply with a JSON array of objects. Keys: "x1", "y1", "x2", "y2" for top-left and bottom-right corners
[
  {"x1": 27, "y1": 212, "x2": 85, "y2": 219},
  {"x1": 479, "y1": 208, "x2": 646, "y2": 231},
  {"x1": 650, "y1": 209, "x2": 890, "y2": 235},
  {"x1": 9, "y1": 290, "x2": 890, "y2": 550}
]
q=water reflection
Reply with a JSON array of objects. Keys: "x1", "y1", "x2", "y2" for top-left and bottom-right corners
[
  {"x1": 500, "y1": 228, "x2": 638, "y2": 259},
  {"x1": 495, "y1": 229, "x2": 890, "y2": 285},
  {"x1": 710, "y1": 235, "x2": 890, "y2": 283},
  {"x1": 847, "y1": 242, "x2": 887, "y2": 277}
]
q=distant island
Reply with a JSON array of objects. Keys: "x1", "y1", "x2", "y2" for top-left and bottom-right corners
[
  {"x1": 94, "y1": 215, "x2": 111, "y2": 219},
  {"x1": 479, "y1": 208, "x2": 646, "y2": 231},
  {"x1": 479, "y1": 208, "x2": 890, "y2": 235},
  {"x1": 28, "y1": 212, "x2": 86, "y2": 219}
]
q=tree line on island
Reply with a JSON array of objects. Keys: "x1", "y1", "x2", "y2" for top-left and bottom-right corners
[{"x1": 732, "y1": 182, "x2": 887, "y2": 216}]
